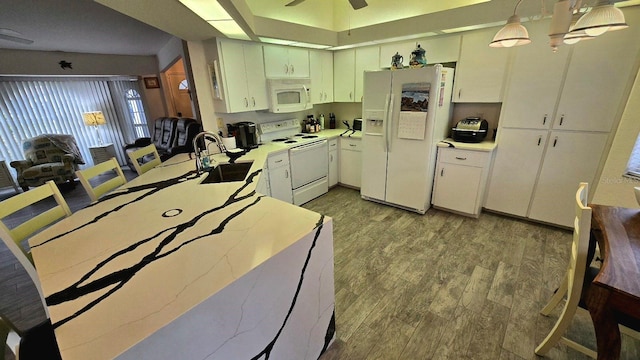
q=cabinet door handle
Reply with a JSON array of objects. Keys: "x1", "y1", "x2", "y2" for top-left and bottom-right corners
[
  {"x1": 458, "y1": 89, "x2": 462, "y2": 99},
  {"x1": 537, "y1": 136, "x2": 542, "y2": 146},
  {"x1": 275, "y1": 159, "x2": 283, "y2": 163},
  {"x1": 284, "y1": 64, "x2": 289, "y2": 74},
  {"x1": 290, "y1": 65, "x2": 294, "y2": 74},
  {"x1": 285, "y1": 170, "x2": 289, "y2": 178},
  {"x1": 553, "y1": 137, "x2": 558, "y2": 147},
  {"x1": 349, "y1": 91, "x2": 353, "y2": 100},
  {"x1": 330, "y1": 154, "x2": 333, "y2": 161},
  {"x1": 559, "y1": 115, "x2": 564, "y2": 126},
  {"x1": 244, "y1": 98, "x2": 249, "y2": 107},
  {"x1": 252, "y1": 97, "x2": 256, "y2": 107},
  {"x1": 324, "y1": 92, "x2": 327, "y2": 101},
  {"x1": 455, "y1": 157, "x2": 467, "y2": 160},
  {"x1": 543, "y1": 115, "x2": 547, "y2": 125},
  {"x1": 349, "y1": 144, "x2": 356, "y2": 147},
  {"x1": 441, "y1": 168, "x2": 444, "y2": 176}
]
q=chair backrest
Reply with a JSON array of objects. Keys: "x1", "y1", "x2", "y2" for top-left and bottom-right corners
[
  {"x1": 567, "y1": 182, "x2": 592, "y2": 306},
  {"x1": 172, "y1": 118, "x2": 200, "y2": 151},
  {"x1": 153, "y1": 117, "x2": 178, "y2": 152},
  {"x1": 75, "y1": 157, "x2": 127, "y2": 202},
  {"x1": 127, "y1": 143, "x2": 162, "y2": 176},
  {"x1": 0, "y1": 180, "x2": 71, "y2": 318}
]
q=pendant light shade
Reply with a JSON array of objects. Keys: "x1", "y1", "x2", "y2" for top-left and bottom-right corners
[
  {"x1": 569, "y1": 0, "x2": 628, "y2": 37},
  {"x1": 489, "y1": 14, "x2": 531, "y2": 48}
]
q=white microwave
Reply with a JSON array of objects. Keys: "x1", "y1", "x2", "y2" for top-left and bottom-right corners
[{"x1": 267, "y1": 78, "x2": 311, "y2": 113}]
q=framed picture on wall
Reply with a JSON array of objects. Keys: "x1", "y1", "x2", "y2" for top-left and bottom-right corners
[
  {"x1": 209, "y1": 60, "x2": 222, "y2": 100},
  {"x1": 144, "y1": 77, "x2": 160, "y2": 89}
]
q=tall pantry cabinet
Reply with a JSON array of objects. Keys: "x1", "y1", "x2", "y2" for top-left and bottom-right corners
[{"x1": 485, "y1": 14, "x2": 640, "y2": 228}]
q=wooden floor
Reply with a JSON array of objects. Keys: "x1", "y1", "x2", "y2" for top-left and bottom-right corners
[
  {"x1": 2, "y1": 182, "x2": 639, "y2": 359},
  {"x1": 305, "y1": 187, "x2": 640, "y2": 360}
]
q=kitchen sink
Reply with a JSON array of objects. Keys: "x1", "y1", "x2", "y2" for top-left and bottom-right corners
[{"x1": 200, "y1": 161, "x2": 254, "y2": 184}]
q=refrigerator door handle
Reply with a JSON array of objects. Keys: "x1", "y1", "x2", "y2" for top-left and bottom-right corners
[
  {"x1": 387, "y1": 94, "x2": 394, "y2": 152},
  {"x1": 382, "y1": 94, "x2": 391, "y2": 152}
]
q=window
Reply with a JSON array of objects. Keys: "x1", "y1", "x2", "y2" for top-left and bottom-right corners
[
  {"x1": 125, "y1": 89, "x2": 149, "y2": 138},
  {"x1": 625, "y1": 132, "x2": 640, "y2": 179},
  {"x1": 178, "y1": 79, "x2": 189, "y2": 90}
]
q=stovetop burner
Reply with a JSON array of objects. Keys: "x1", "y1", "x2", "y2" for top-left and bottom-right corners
[
  {"x1": 284, "y1": 140, "x2": 297, "y2": 144},
  {"x1": 302, "y1": 135, "x2": 318, "y2": 139},
  {"x1": 272, "y1": 138, "x2": 287, "y2": 142}
]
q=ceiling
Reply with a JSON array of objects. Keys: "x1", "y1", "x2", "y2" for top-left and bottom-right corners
[
  {"x1": 1, "y1": 0, "x2": 639, "y2": 56},
  {"x1": 0, "y1": 0, "x2": 173, "y2": 55}
]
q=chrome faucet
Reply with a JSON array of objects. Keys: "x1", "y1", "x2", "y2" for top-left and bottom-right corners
[{"x1": 193, "y1": 131, "x2": 227, "y2": 173}]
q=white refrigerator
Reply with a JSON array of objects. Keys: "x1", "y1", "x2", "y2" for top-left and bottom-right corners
[{"x1": 360, "y1": 65, "x2": 454, "y2": 214}]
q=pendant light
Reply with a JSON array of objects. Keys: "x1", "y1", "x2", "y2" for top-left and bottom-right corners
[
  {"x1": 568, "y1": 0, "x2": 628, "y2": 37},
  {"x1": 489, "y1": 0, "x2": 531, "y2": 48}
]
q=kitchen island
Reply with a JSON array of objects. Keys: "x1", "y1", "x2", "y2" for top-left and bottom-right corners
[{"x1": 28, "y1": 148, "x2": 335, "y2": 360}]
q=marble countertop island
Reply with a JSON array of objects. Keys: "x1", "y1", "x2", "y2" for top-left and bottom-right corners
[{"x1": 29, "y1": 149, "x2": 335, "y2": 360}]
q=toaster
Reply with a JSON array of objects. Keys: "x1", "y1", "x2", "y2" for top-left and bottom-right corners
[{"x1": 452, "y1": 117, "x2": 489, "y2": 143}]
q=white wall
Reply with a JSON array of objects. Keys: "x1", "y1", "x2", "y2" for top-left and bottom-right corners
[
  {"x1": 0, "y1": 49, "x2": 158, "y2": 75},
  {"x1": 593, "y1": 66, "x2": 640, "y2": 208}
]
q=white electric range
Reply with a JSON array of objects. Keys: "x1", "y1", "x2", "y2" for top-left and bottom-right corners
[{"x1": 259, "y1": 119, "x2": 329, "y2": 206}]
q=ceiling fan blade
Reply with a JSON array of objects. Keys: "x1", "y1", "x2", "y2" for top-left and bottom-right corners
[
  {"x1": 285, "y1": 0, "x2": 307, "y2": 6},
  {"x1": 349, "y1": 0, "x2": 368, "y2": 10},
  {"x1": 0, "y1": 29, "x2": 33, "y2": 44}
]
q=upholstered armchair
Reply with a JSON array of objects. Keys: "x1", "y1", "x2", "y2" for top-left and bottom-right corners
[{"x1": 10, "y1": 134, "x2": 85, "y2": 191}]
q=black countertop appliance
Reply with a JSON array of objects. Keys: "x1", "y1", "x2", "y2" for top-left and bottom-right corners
[
  {"x1": 228, "y1": 121, "x2": 258, "y2": 149},
  {"x1": 451, "y1": 117, "x2": 489, "y2": 143}
]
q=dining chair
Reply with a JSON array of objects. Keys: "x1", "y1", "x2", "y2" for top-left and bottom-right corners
[
  {"x1": 75, "y1": 157, "x2": 127, "y2": 202},
  {"x1": 0, "y1": 313, "x2": 62, "y2": 360},
  {"x1": 127, "y1": 143, "x2": 162, "y2": 176},
  {"x1": 535, "y1": 182, "x2": 640, "y2": 358},
  {"x1": 0, "y1": 180, "x2": 72, "y2": 319}
]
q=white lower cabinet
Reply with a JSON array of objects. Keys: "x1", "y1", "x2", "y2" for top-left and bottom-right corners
[
  {"x1": 267, "y1": 152, "x2": 293, "y2": 204},
  {"x1": 432, "y1": 147, "x2": 493, "y2": 217},
  {"x1": 485, "y1": 129, "x2": 608, "y2": 227},
  {"x1": 339, "y1": 137, "x2": 361, "y2": 188},
  {"x1": 328, "y1": 138, "x2": 338, "y2": 187},
  {"x1": 256, "y1": 163, "x2": 270, "y2": 196},
  {"x1": 527, "y1": 131, "x2": 608, "y2": 227}
]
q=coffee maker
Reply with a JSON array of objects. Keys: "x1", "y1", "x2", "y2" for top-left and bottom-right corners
[{"x1": 227, "y1": 121, "x2": 258, "y2": 150}]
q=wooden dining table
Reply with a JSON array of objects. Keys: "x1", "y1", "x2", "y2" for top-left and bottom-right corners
[
  {"x1": 588, "y1": 204, "x2": 640, "y2": 360},
  {"x1": 28, "y1": 152, "x2": 336, "y2": 360}
]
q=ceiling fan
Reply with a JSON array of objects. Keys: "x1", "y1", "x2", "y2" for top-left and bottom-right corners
[
  {"x1": 285, "y1": 0, "x2": 368, "y2": 10},
  {"x1": 0, "y1": 28, "x2": 34, "y2": 45}
]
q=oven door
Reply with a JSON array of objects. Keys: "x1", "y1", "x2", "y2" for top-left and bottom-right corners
[{"x1": 289, "y1": 140, "x2": 328, "y2": 189}]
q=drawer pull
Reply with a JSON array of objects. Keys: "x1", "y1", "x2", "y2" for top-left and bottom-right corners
[
  {"x1": 349, "y1": 144, "x2": 356, "y2": 147},
  {"x1": 455, "y1": 157, "x2": 467, "y2": 160},
  {"x1": 275, "y1": 159, "x2": 283, "y2": 163},
  {"x1": 537, "y1": 136, "x2": 542, "y2": 146},
  {"x1": 441, "y1": 168, "x2": 444, "y2": 176},
  {"x1": 559, "y1": 115, "x2": 564, "y2": 126},
  {"x1": 543, "y1": 115, "x2": 547, "y2": 125},
  {"x1": 553, "y1": 137, "x2": 558, "y2": 147}
]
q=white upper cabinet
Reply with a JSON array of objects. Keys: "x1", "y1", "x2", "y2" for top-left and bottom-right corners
[
  {"x1": 500, "y1": 20, "x2": 570, "y2": 129},
  {"x1": 453, "y1": 27, "x2": 511, "y2": 103},
  {"x1": 216, "y1": 39, "x2": 268, "y2": 113},
  {"x1": 263, "y1": 45, "x2": 310, "y2": 78},
  {"x1": 334, "y1": 46, "x2": 379, "y2": 102},
  {"x1": 378, "y1": 35, "x2": 461, "y2": 69},
  {"x1": 333, "y1": 49, "x2": 355, "y2": 102},
  {"x1": 309, "y1": 50, "x2": 334, "y2": 104},
  {"x1": 553, "y1": 18, "x2": 640, "y2": 132},
  {"x1": 354, "y1": 46, "x2": 381, "y2": 102}
]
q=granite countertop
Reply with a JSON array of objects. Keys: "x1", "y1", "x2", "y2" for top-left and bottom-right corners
[{"x1": 28, "y1": 148, "x2": 332, "y2": 359}]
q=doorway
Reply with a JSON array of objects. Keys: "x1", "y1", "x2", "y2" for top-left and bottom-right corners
[{"x1": 162, "y1": 58, "x2": 194, "y2": 118}]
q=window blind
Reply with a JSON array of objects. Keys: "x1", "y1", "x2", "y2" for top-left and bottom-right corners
[{"x1": 0, "y1": 78, "x2": 148, "y2": 170}]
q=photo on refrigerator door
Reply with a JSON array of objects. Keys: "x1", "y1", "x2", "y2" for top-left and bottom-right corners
[{"x1": 401, "y1": 83, "x2": 430, "y2": 112}]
